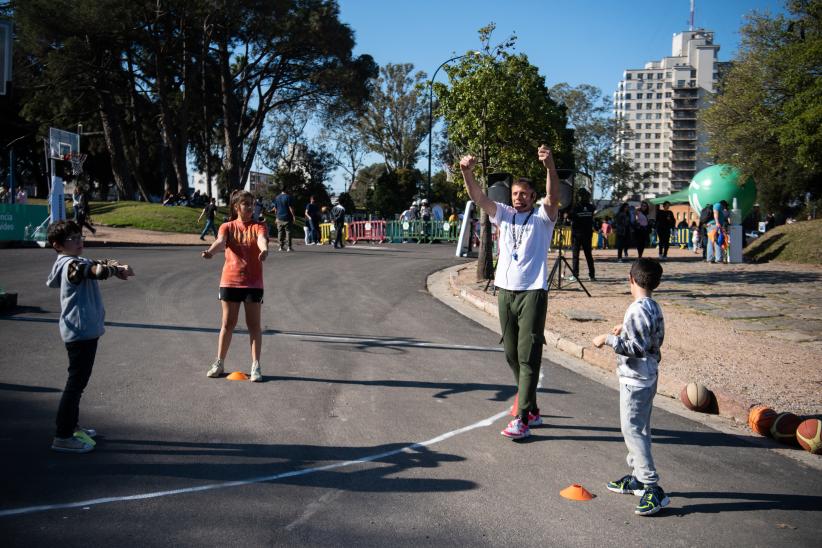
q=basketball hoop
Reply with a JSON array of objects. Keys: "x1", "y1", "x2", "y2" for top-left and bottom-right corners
[{"x1": 64, "y1": 152, "x2": 88, "y2": 176}]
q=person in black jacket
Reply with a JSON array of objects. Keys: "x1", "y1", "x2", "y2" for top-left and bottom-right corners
[
  {"x1": 655, "y1": 201, "x2": 676, "y2": 259},
  {"x1": 569, "y1": 189, "x2": 596, "y2": 281}
]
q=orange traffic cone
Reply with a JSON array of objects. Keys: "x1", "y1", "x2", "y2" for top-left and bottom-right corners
[
  {"x1": 560, "y1": 484, "x2": 595, "y2": 501},
  {"x1": 509, "y1": 393, "x2": 519, "y2": 416},
  {"x1": 226, "y1": 371, "x2": 249, "y2": 381}
]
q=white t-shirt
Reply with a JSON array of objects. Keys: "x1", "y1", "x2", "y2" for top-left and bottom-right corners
[{"x1": 492, "y1": 202, "x2": 557, "y2": 290}]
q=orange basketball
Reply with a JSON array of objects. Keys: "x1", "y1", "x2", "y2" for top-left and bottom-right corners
[
  {"x1": 770, "y1": 412, "x2": 802, "y2": 446},
  {"x1": 747, "y1": 405, "x2": 778, "y2": 436},
  {"x1": 795, "y1": 418, "x2": 822, "y2": 454}
]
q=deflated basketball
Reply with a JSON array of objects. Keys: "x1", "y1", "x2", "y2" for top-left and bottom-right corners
[
  {"x1": 796, "y1": 418, "x2": 822, "y2": 454},
  {"x1": 679, "y1": 382, "x2": 711, "y2": 412},
  {"x1": 770, "y1": 412, "x2": 802, "y2": 445},
  {"x1": 747, "y1": 405, "x2": 778, "y2": 436}
]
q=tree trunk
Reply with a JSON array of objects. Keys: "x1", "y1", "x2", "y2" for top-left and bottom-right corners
[
  {"x1": 476, "y1": 136, "x2": 494, "y2": 281},
  {"x1": 153, "y1": 13, "x2": 190, "y2": 195},
  {"x1": 124, "y1": 50, "x2": 151, "y2": 199},
  {"x1": 97, "y1": 94, "x2": 137, "y2": 200},
  {"x1": 218, "y1": 29, "x2": 242, "y2": 190}
]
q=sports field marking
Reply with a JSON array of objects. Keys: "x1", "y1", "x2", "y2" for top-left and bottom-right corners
[{"x1": 0, "y1": 410, "x2": 510, "y2": 518}]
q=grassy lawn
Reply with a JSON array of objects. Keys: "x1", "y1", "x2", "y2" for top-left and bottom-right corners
[
  {"x1": 744, "y1": 218, "x2": 822, "y2": 265},
  {"x1": 26, "y1": 198, "x2": 295, "y2": 234}
]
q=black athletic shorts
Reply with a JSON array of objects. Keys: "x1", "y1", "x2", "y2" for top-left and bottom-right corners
[{"x1": 218, "y1": 287, "x2": 264, "y2": 303}]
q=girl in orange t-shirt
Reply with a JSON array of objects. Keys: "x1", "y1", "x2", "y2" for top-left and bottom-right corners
[{"x1": 201, "y1": 190, "x2": 269, "y2": 382}]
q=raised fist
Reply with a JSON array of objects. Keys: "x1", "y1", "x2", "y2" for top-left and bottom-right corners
[
  {"x1": 537, "y1": 145, "x2": 553, "y2": 167},
  {"x1": 460, "y1": 155, "x2": 477, "y2": 171}
]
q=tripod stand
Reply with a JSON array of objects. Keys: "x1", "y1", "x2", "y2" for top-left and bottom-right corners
[{"x1": 546, "y1": 227, "x2": 591, "y2": 297}]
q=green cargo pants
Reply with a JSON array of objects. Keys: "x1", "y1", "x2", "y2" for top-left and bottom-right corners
[{"x1": 497, "y1": 288, "x2": 548, "y2": 416}]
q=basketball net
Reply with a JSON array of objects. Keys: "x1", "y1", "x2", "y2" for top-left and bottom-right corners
[{"x1": 65, "y1": 152, "x2": 88, "y2": 176}]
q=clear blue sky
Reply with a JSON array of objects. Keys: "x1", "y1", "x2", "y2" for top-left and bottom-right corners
[{"x1": 325, "y1": 0, "x2": 785, "y2": 193}]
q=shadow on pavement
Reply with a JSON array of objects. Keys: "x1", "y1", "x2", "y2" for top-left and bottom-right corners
[
  {"x1": 265, "y1": 374, "x2": 570, "y2": 401},
  {"x1": 0, "y1": 382, "x2": 61, "y2": 393},
  {"x1": 0, "y1": 317, "x2": 502, "y2": 354},
  {"x1": 518, "y1": 424, "x2": 768, "y2": 448},
  {"x1": 670, "y1": 490, "x2": 822, "y2": 515}
]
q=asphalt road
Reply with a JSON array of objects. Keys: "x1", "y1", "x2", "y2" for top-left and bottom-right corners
[{"x1": 1, "y1": 244, "x2": 820, "y2": 547}]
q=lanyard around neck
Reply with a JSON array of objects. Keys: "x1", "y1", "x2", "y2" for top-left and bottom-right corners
[{"x1": 511, "y1": 208, "x2": 535, "y2": 253}]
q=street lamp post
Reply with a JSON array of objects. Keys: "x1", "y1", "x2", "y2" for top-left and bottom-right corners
[{"x1": 427, "y1": 52, "x2": 477, "y2": 201}]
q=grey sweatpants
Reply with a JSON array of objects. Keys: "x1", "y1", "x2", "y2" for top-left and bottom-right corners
[{"x1": 620, "y1": 380, "x2": 659, "y2": 485}]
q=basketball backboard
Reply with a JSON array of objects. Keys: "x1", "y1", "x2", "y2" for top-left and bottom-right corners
[
  {"x1": 48, "y1": 127, "x2": 80, "y2": 160},
  {"x1": 0, "y1": 20, "x2": 12, "y2": 96}
]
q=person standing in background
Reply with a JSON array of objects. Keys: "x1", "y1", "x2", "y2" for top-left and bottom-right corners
[
  {"x1": 331, "y1": 201, "x2": 346, "y2": 249},
  {"x1": 655, "y1": 202, "x2": 675, "y2": 260},
  {"x1": 569, "y1": 188, "x2": 596, "y2": 282},
  {"x1": 271, "y1": 189, "x2": 295, "y2": 251}
]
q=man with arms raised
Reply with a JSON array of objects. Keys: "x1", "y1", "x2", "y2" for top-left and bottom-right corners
[{"x1": 460, "y1": 146, "x2": 560, "y2": 440}]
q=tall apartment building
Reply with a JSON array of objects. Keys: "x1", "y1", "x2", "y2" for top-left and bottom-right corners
[{"x1": 613, "y1": 29, "x2": 725, "y2": 199}]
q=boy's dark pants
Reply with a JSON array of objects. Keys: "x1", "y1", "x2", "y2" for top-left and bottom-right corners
[
  {"x1": 497, "y1": 289, "x2": 547, "y2": 416},
  {"x1": 56, "y1": 338, "x2": 98, "y2": 438}
]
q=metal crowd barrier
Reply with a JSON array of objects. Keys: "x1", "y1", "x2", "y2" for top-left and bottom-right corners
[
  {"x1": 319, "y1": 222, "x2": 348, "y2": 244},
  {"x1": 346, "y1": 220, "x2": 388, "y2": 244},
  {"x1": 383, "y1": 220, "x2": 462, "y2": 244}
]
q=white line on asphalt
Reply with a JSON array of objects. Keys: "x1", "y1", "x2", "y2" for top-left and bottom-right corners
[{"x1": 0, "y1": 410, "x2": 510, "y2": 518}]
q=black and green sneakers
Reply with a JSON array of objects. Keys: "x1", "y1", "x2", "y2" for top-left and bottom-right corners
[
  {"x1": 606, "y1": 474, "x2": 645, "y2": 495},
  {"x1": 607, "y1": 476, "x2": 670, "y2": 516},
  {"x1": 634, "y1": 484, "x2": 670, "y2": 516}
]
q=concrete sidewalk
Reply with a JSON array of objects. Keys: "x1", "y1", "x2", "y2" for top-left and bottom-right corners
[{"x1": 444, "y1": 247, "x2": 822, "y2": 428}]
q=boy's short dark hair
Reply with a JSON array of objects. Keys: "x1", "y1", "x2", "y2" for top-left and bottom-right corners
[
  {"x1": 47, "y1": 220, "x2": 81, "y2": 248},
  {"x1": 630, "y1": 258, "x2": 663, "y2": 290}
]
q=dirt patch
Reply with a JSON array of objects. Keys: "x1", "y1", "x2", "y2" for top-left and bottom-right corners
[{"x1": 456, "y1": 250, "x2": 822, "y2": 417}]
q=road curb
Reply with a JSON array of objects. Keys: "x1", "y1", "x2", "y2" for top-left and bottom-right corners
[{"x1": 446, "y1": 264, "x2": 757, "y2": 427}]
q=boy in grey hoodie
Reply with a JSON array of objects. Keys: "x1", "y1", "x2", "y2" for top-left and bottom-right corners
[
  {"x1": 46, "y1": 221, "x2": 134, "y2": 453},
  {"x1": 593, "y1": 257, "x2": 668, "y2": 516}
]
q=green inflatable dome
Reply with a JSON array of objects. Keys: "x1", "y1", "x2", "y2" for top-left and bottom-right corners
[{"x1": 688, "y1": 165, "x2": 756, "y2": 218}]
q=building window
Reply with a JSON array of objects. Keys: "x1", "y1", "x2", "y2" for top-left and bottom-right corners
[
  {"x1": 655, "y1": 123, "x2": 661, "y2": 129},
  {"x1": 645, "y1": 153, "x2": 651, "y2": 158},
  {"x1": 656, "y1": 93, "x2": 662, "y2": 99},
  {"x1": 626, "y1": 73, "x2": 632, "y2": 80},
  {"x1": 665, "y1": 92, "x2": 671, "y2": 98},
  {"x1": 625, "y1": 93, "x2": 631, "y2": 99},
  {"x1": 635, "y1": 153, "x2": 641, "y2": 159},
  {"x1": 654, "y1": 153, "x2": 660, "y2": 158},
  {"x1": 656, "y1": 83, "x2": 662, "y2": 89}
]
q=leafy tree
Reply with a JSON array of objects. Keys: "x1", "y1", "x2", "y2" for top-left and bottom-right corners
[
  {"x1": 702, "y1": 0, "x2": 821, "y2": 213},
  {"x1": 436, "y1": 24, "x2": 574, "y2": 279},
  {"x1": 336, "y1": 191, "x2": 355, "y2": 213},
  {"x1": 430, "y1": 170, "x2": 463, "y2": 209},
  {"x1": 358, "y1": 63, "x2": 429, "y2": 171},
  {"x1": 365, "y1": 167, "x2": 420, "y2": 217},
  {"x1": 549, "y1": 83, "x2": 637, "y2": 203},
  {"x1": 321, "y1": 110, "x2": 369, "y2": 193},
  {"x1": 212, "y1": 0, "x2": 376, "y2": 190},
  {"x1": 349, "y1": 162, "x2": 387, "y2": 207}
]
